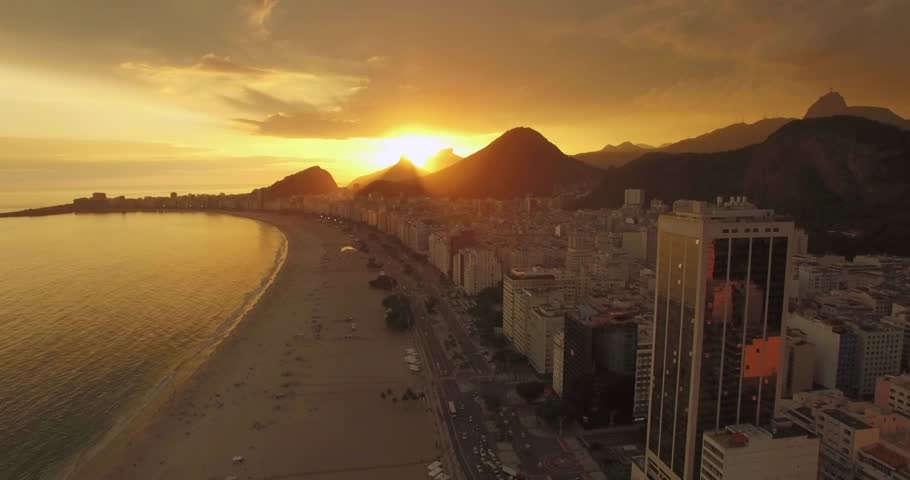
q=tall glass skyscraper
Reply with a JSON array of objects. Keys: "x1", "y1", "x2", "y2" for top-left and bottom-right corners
[{"x1": 644, "y1": 198, "x2": 794, "y2": 480}]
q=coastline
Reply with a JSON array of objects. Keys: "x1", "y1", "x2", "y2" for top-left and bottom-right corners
[
  {"x1": 68, "y1": 211, "x2": 438, "y2": 479},
  {"x1": 56, "y1": 212, "x2": 290, "y2": 480}
]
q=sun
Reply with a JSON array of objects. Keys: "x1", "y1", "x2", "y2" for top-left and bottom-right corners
[{"x1": 376, "y1": 135, "x2": 445, "y2": 168}]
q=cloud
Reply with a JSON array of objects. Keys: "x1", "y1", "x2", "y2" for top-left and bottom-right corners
[
  {"x1": 249, "y1": 0, "x2": 280, "y2": 35},
  {"x1": 1, "y1": 0, "x2": 909, "y2": 148},
  {"x1": 220, "y1": 87, "x2": 296, "y2": 115},
  {"x1": 194, "y1": 53, "x2": 268, "y2": 75},
  {"x1": 234, "y1": 111, "x2": 379, "y2": 139}
]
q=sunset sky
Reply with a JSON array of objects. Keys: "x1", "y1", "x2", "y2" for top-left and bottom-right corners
[{"x1": 1, "y1": 0, "x2": 909, "y2": 206}]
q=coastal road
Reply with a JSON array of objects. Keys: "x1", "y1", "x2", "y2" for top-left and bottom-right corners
[{"x1": 352, "y1": 222, "x2": 587, "y2": 480}]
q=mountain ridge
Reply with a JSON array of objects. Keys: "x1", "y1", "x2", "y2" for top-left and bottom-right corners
[
  {"x1": 359, "y1": 127, "x2": 601, "y2": 198},
  {"x1": 349, "y1": 157, "x2": 427, "y2": 189},
  {"x1": 580, "y1": 116, "x2": 910, "y2": 255},
  {"x1": 255, "y1": 165, "x2": 337, "y2": 200}
]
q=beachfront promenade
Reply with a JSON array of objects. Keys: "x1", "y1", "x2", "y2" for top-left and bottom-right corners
[{"x1": 71, "y1": 213, "x2": 439, "y2": 480}]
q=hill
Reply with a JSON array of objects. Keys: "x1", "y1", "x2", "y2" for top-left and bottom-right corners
[
  {"x1": 349, "y1": 157, "x2": 427, "y2": 190},
  {"x1": 661, "y1": 117, "x2": 793, "y2": 154},
  {"x1": 361, "y1": 127, "x2": 601, "y2": 199},
  {"x1": 581, "y1": 116, "x2": 910, "y2": 256},
  {"x1": 574, "y1": 118, "x2": 793, "y2": 169},
  {"x1": 804, "y1": 91, "x2": 910, "y2": 130},
  {"x1": 424, "y1": 148, "x2": 464, "y2": 172},
  {"x1": 254, "y1": 166, "x2": 337, "y2": 200},
  {"x1": 574, "y1": 142, "x2": 654, "y2": 169}
]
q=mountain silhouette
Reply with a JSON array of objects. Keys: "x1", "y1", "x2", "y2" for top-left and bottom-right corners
[
  {"x1": 349, "y1": 157, "x2": 427, "y2": 189},
  {"x1": 575, "y1": 118, "x2": 793, "y2": 169},
  {"x1": 360, "y1": 127, "x2": 601, "y2": 198},
  {"x1": 804, "y1": 90, "x2": 909, "y2": 130},
  {"x1": 575, "y1": 142, "x2": 654, "y2": 169},
  {"x1": 255, "y1": 166, "x2": 337, "y2": 200},
  {"x1": 424, "y1": 148, "x2": 464, "y2": 172},
  {"x1": 581, "y1": 116, "x2": 910, "y2": 255}
]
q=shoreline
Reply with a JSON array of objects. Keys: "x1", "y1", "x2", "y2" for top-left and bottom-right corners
[
  {"x1": 57, "y1": 212, "x2": 290, "y2": 480},
  {"x1": 68, "y1": 211, "x2": 438, "y2": 479}
]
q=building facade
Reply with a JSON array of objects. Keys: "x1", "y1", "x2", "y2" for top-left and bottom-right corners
[
  {"x1": 700, "y1": 424, "x2": 818, "y2": 480},
  {"x1": 503, "y1": 267, "x2": 571, "y2": 350},
  {"x1": 645, "y1": 198, "x2": 795, "y2": 480}
]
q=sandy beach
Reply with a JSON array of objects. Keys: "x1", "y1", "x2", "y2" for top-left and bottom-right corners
[{"x1": 70, "y1": 212, "x2": 437, "y2": 480}]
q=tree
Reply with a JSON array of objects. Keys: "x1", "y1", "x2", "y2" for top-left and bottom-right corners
[
  {"x1": 536, "y1": 397, "x2": 574, "y2": 430},
  {"x1": 482, "y1": 394, "x2": 502, "y2": 412},
  {"x1": 516, "y1": 381, "x2": 547, "y2": 403},
  {"x1": 492, "y1": 349, "x2": 513, "y2": 364},
  {"x1": 425, "y1": 296, "x2": 439, "y2": 314},
  {"x1": 382, "y1": 294, "x2": 413, "y2": 332},
  {"x1": 508, "y1": 352, "x2": 527, "y2": 366}
]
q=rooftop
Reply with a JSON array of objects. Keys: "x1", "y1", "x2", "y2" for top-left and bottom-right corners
[
  {"x1": 824, "y1": 408, "x2": 873, "y2": 430},
  {"x1": 668, "y1": 196, "x2": 783, "y2": 222},
  {"x1": 862, "y1": 444, "x2": 908, "y2": 470},
  {"x1": 704, "y1": 424, "x2": 811, "y2": 449}
]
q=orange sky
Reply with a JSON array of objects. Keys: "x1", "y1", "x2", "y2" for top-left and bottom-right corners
[{"x1": 0, "y1": 0, "x2": 908, "y2": 194}]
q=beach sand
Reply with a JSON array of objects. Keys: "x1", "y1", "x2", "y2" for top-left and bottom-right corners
[{"x1": 71, "y1": 212, "x2": 438, "y2": 480}]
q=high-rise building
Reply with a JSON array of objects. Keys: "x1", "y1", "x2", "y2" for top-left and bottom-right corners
[
  {"x1": 552, "y1": 329, "x2": 566, "y2": 396},
  {"x1": 527, "y1": 304, "x2": 566, "y2": 374},
  {"x1": 784, "y1": 329, "x2": 815, "y2": 397},
  {"x1": 457, "y1": 248, "x2": 502, "y2": 295},
  {"x1": 503, "y1": 267, "x2": 571, "y2": 349},
  {"x1": 635, "y1": 322, "x2": 654, "y2": 422},
  {"x1": 644, "y1": 197, "x2": 795, "y2": 480},
  {"x1": 559, "y1": 306, "x2": 642, "y2": 427}
]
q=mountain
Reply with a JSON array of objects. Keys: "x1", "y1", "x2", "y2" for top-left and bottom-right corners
[
  {"x1": 804, "y1": 91, "x2": 910, "y2": 130},
  {"x1": 424, "y1": 148, "x2": 463, "y2": 172},
  {"x1": 661, "y1": 118, "x2": 793, "y2": 154},
  {"x1": 574, "y1": 118, "x2": 793, "y2": 169},
  {"x1": 603, "y1": 142, "x2": 654, "y2": 152},
  {"x1": 349, "y1": 157, "x2": 427, "y2": 190},
  {"x1": 581, "y1": 116, "x2": 910, "y2": 255},
  {"x1": 255, "y1": 166, "x2": 337, "y2": 200},
  {"x1": 574, "y1": 142, "x2": 654, "y2": 169},
  {"x1": 360, "y1": 127, "x2": 602, "y2": 199}
]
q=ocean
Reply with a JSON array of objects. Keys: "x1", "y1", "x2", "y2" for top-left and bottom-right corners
[{"x1": 0, "y1": 212, "x2": 286, "y2": 479}]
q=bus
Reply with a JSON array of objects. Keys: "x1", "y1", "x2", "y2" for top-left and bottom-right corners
[{"x1": 448, "y1": 401, "x2": 457, "y2": 416}]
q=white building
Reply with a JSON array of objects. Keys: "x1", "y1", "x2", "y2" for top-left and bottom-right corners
[
  {"x1": 785, "y1": 328, "x2": 816, "y2": 397},
  {"x1": 700, "y1": 424, "x2": 819, "y2": 480},
  {"x1": 818, "y1": 408, "x2": 880, "y2": 480},
  {"x1": 428, "y1": 232, "x2": 451, "y2": 278},
  {"x1": 503, "y1": 267, "x2": 571, "y2": 351},
  {"x1": 798, "y1": 264, "x2": 840, "y2": 300},
  {"x1": 624, "y1": 188, "x2": 644, "y2": 208},
  {"x1": 458, "y1": 248, "x2": 501, "y2": 295},
  {"x1": 526, "y1": 304, "x2": 566, "y2": 374}
]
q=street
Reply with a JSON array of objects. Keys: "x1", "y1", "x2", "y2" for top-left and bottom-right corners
[{"x1": 348, "y1": 220, "x2": 592, "y2": 480}]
